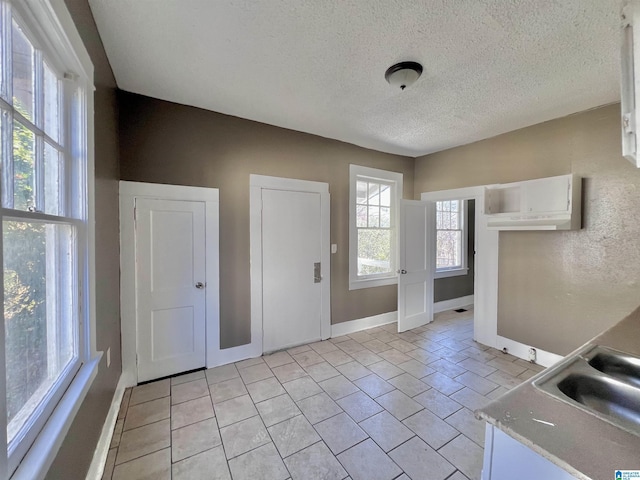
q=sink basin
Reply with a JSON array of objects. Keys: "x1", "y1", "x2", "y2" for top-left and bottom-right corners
[
  {"x1": 587, "y1": 347, "x2": 640, "y2": 389},
  {"x1": 534, "y1": 345, "x2": 640, "y2": 437},
  {"x1": 556, "y1": 373, "x2": 640, "y2": 433}
]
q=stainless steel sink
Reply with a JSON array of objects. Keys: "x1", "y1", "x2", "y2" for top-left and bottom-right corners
[
  {"x1": 587, "y1": 346, "x2": 640, "y2": 388},
  {"x1": 534, "y1": 345, "x2": 640, "y2": 436}
]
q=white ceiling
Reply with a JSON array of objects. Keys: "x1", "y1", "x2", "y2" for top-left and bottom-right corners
[{"x1": 89, "y1": 0, "x2": 622, "y2": 157}]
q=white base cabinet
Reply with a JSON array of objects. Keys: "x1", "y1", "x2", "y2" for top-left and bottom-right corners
[{"x1": 481, "y1": 424, "x2": 577, "y2": 480}]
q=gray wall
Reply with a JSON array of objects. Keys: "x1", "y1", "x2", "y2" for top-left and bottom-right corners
[
  {"x1": 45, "y1": 2, "x2": 121, "y2": 479},
  {"x1": 415, "y1": 104, "x2": 640, "y2": 356},
  {"x1": 118, "y1": 92, "x2": 414, "y2": 349},
  {"x1": 434, "y1": 200, "x2": 475, "y2": 303}
]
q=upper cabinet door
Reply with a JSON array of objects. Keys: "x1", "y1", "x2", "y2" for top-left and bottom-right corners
[
  {"x1": 621, "y1": 1, "x2": 640, "y2": 167},
  {"x1": 522, "y1": 176, "x2": 570, "y2": 214}
]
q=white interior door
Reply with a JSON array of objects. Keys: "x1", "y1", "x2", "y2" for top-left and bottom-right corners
[
  {"x1": 262, "y1": 189, "x2": 322, "y2": 352},
  {"x1": 135, "y1": 198, "x2": 206, "y2": 382},
  {"x1": 398, "y1": 199, "x2": 435, "y2": 332}
]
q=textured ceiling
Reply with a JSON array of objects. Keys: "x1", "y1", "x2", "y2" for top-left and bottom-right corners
[{"x1": 89, "y1": 0, "x2": 622, "y2": 157}]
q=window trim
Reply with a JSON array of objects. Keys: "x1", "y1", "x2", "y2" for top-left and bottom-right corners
[
  {"x1": 349, "y1": 164, "x2": 403, "y2": 290},
  {"x1": 2, "y1": 1, "x2": 99, "y2": 479},
  {"x1": 434, "y1": 199, "x2": 468, "y2": 279}
]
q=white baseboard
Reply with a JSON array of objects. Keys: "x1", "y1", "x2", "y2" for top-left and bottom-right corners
[
  {"x1": 119, "y1": 370, "x2": 136, "y2": 389},
  {"x1": 85, "y1": 374, "x2": 127, "y2": 480},
  {"x1": 495, "y1": 335, "x2": 564, "y2": 368},
  {"x1": 433, "y1": 295, "x2": 474, "y2": 314},
  {"x1": 331, "y1": 311, "x2": 397, "y2": 337}
]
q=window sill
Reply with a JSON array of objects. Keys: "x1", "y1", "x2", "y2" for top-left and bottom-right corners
[
  {"x1": 349, "y1": 275, "x2": 398, "y2": 290},
  {"x1": 11, "y1": 353, "x2": 102, "y2": 480},
  {"x1": 435, "y1": 268, "x2": 469, "y2": 279}
]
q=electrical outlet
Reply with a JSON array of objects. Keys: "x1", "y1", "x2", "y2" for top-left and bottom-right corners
[
  {"x1": 107, "y1": 347, "x2": 111, "y2": 368},
  {"x1": 528, "y1": 347, "x2": 537, "y2": 363}
]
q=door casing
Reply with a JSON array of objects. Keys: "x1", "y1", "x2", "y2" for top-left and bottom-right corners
[
  {"x1": 250, "y1": 175, "x2": 331, "y2": 357},
  {"x1": 119, "y1": 181, "x2": 220, "y2": 386}
]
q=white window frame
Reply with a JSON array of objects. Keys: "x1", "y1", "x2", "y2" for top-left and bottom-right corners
[
  {"x1": 0, "y1": 1, "x2": 99, "y2": 479},
  {"x1": 349, "y1": 164, "x2": 402, "y2": 290},
  {"x1": 434, "y1": 199, "x2": 468, "y2": 279}
]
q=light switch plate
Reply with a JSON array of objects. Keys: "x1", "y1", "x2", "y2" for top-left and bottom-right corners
[{"x1": 331, "y1": 244, "x2": 337, "y2": 254}]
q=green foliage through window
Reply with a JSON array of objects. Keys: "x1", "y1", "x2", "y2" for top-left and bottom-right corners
[
  {"x1": 3, "y1": 221, "x2": 47, "y2": 426},
  {"x1": 356, "y1": 178, "x2": 394, "y2": 277}
]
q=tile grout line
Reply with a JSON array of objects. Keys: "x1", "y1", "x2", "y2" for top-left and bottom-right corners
[{"x1": 114, "y1": 309, "x2": 494, "y2": 479}]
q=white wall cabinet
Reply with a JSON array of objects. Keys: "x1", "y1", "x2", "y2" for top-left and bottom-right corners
[
  {"x1": 621, "y1": 0, "x2": 640, "y2": 167},
  {"x1": 483, "y1": 174, "x2": 581, "y2": 231}
]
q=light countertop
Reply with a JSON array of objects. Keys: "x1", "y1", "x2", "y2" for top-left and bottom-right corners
[{"x1": 476, "y1": 306, "x2": 640, "y2": 480}]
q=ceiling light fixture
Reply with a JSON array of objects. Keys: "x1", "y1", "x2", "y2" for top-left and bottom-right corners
[{"x1": 385, "y1": 61, "x2": 423, "y2": 90}]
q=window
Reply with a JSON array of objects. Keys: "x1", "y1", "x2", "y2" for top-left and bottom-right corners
[
  {"x1": 0, "y1": 1, "x2": 96, "y2": 476},
  {"x1": 349, "y1": 165, "x2": 402, "y2": 290},
  {"x1": 435, "y1": 199, "x2": 468, "y2": 278}
]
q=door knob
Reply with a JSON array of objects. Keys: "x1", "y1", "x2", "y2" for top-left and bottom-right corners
[
  {"x1": 195, "y1": 282, "x2": 205, "y2": 289},
  {"x1": 400, "y1": 269, "x2": 407, "y2": 274}
]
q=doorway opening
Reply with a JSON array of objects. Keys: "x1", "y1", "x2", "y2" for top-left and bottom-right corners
[
  {"x1": 421, "y1": 187, "x2": 498, "y2": 347},
  {"x1": 433, "y1": 198, "x2": 476, "y2": 314}
]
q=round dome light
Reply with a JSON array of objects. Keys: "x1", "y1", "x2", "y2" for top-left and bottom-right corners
[{"x1": 385, "y1": 61, "x2": 423, "y2": 90}]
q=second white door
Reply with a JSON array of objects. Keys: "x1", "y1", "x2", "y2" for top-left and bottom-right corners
[
  {"x1": 398, "y1": 199, "x2": 435, "y2": 332},
  {"x1": 262, "y1": 188, "x2": 322, "y2": 352}
]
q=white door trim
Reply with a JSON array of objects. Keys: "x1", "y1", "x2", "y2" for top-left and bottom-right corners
[
  {"x1": 250, "y1": 175, "x2": 331, "y2": 356},
  {"x1": 119, "y1": 181, "x2": 220, "y2": 386},
  {"x1": 421, "y1": 186, "x2": 499, "y2": 348}
]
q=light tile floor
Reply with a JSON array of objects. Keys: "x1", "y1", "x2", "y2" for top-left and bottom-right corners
[{"x1": 102, "y1": 307, "x2": 544, "y2": 480}]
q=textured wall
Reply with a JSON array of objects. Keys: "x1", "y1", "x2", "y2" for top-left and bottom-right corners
[
  {"x1": 434, "y1": 200, "x2": 475, "y2": 303},
  {"x1": 118, "y1": 92, "x2": 414, "y2": 348},
  {"x1": 45, "y1": 1, "x2": 121, "y2": 479},
  {"x1": 415, "y1": 104, "x2": 640, "y2": 355}
]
